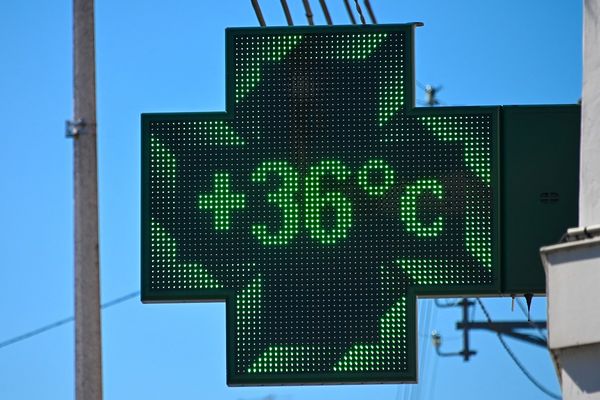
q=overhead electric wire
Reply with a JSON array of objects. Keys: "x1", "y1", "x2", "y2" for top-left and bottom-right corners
[
  {"x1": 0, "y1": 290, "x2": 139, "y2": 350},
  {"x1": 251, "y1": 0, "x2": 267, "y2": 26},
  {"x1": 0, "y1": 315, "x2": 74, "y2": 350},
  {"x1": 353, "y1": 0, "x2": 367, "y2": 24},
  {"x1": 343, "y1": 0, "x2": 357, "y2": 24},
  {"x1": 475, "y1": 298, "x2": 561, "y2": 400},
  {"x1": 363, "y1": 0, "x2": 377, "y2": 23},
  {"x1": 280, "y1": 0, "x2": 294, "y2": 25},
  {"x1": 516, "y1": 297, "x2": 548, "y2": 340},
  {"x1": 318, "y1": 0, "x2": 333, "y2": 25},
  {"x1": 302, "y1": 0, "x2": 315, "y2": 25},
  {"x1": 98, "y1": 290, "x2": 140, "y2": 309}
]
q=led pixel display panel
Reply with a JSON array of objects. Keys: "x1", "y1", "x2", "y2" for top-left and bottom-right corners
[{"x1": 142, "y1": 24, "x2": 500, "y2": 385}]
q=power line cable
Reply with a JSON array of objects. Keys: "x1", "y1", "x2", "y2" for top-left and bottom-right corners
[
  {"x1": 318, "y1": 0, "x2": 333, "y2": 25},
  {"x1": 0, "y1": 290, "x2": 139, "y2": 350},
  {"x1": 0, "y1": 315, "x2": 74, "y2": 350},
  {"x1": 475, "y1": 298, "x2": 561, "y2": 400},
  {"x1": 302, "y1": 0, "x2": 315, "y2": 25},
  {"x1": 353, "y1": 0, "x2": 367, "y2": 24},
  {"x1": 516, "y1": 297, "x2": 548, "y2": 340},
  {"x1": 363, "y1": 0, "x2": 377, "y2": 23},
  {"x1": 100, "y1": 290, "x2": 139, "y2": 309},
  {"x1": 280, "y1": 0, "x2": 294, "y2": 25},
  {"x1": 251, "y1": 0, "x2": 267, "y2": 26},
  {"x1": 343, "y1": 0, "x2": 357, "y2": 24}
]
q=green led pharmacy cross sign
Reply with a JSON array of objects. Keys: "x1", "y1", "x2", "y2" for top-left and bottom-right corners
[{"x1": 142, "y1": 24, "x2": 500, "y2": 385}]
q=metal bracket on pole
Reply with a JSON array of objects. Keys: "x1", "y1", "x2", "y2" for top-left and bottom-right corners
[
  {"x1": 432, "y1": 298, "x2": 548, "y2": 362},
  {"x1": 65, "y1": 119, "x2": 86, "y2": 138}
]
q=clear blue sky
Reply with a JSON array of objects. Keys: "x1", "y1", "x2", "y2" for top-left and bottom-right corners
[{"x1": 0, "y1": 1, "x2": 581, "y2": 399}]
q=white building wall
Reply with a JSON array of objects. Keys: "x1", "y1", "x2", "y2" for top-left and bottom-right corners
[
  {"x1": 580, "y1": 0, "x2": 600, "y2": 225},
  {"x1": 543, "y1": 2, "x2": 600, "y2": 399}
]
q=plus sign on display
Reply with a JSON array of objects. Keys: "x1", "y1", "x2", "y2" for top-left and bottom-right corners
[{"x1": 142, "y1": 24, "x2": 500, "y2": 385}]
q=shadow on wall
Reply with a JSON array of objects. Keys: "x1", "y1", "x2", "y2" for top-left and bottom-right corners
[{"x1": 559, "y1": 343, "x2": 600, "y2": 396}]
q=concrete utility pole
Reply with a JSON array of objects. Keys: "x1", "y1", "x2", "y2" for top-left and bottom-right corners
[
  {"x1": 73, "y1": 0, "x2": 103, "y2": 398},
  {"x1": 541, "y1": 1, "x2": 600, "y2": 399}
]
